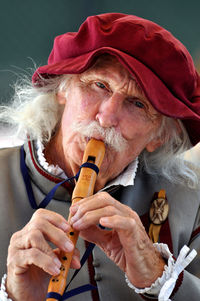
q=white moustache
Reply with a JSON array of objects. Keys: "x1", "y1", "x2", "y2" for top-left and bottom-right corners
[{"x1": 71, "y1": 121, "x2": 128, "y2": 152}]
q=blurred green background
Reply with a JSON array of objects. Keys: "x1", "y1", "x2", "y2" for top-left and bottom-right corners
[{"x1": 1, "y1": 0, "x2": 200, "y2": 103}]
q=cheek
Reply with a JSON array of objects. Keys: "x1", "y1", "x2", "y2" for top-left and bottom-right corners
[
  {"x1": 120, "y1": 119, "x2": 146, "y2": 141},
  {"x1": 61, "y1": 100, "x2": 86, "y2": 126},
  {"x1": 60, "y1": 95, "x2": 99, "y2": 140},
  {"x1": 61, "y1": 105, "x2": 75, "y2": 127},
  {"x1": 121, "y1": 113, "x2": 161, "y2": 142},
  {"x1": 78, "y1": 90, "x2": 100, "y2": 118},
  {"x1": 71, "y1": 90, "x2": 99, "y2": 121},
  {"x1": 79, "y1": 99, "x2": 94, "y2": 117}
]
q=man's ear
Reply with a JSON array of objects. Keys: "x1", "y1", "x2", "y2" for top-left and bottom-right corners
[
  {"x1": 145, "y1": 137, "x2": 164, "y2": 153},
  {"x1": 56, "y1": 91, "x2": 67, "y2": 104}
]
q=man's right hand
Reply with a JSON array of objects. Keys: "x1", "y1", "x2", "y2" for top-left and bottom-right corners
[{"x1": 6, "y1": 209, "x2": 80, "y2": 301}]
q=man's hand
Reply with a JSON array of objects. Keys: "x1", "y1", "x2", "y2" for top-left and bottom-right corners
[
  {"x1": 70, "y1": 191, "x2": 165, "y2": 289},
  {"x1": 6, "y1": 209, "x2": 80, "y2": 301}
]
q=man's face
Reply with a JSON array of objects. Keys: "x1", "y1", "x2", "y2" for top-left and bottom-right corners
[{"x1": 53, "y1": 56, "x2": 163, "y2": 188}]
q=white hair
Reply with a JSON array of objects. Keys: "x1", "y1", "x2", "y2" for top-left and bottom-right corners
[
  {"x1": 0, "y1": 74, "x2": 71, "y2": 142},
  {"x1": 140, "y1": 118, "x2": 198, "y2": 188},
  {"x1": 0, "y1": 74, "x2": 198, "y2": 188}
]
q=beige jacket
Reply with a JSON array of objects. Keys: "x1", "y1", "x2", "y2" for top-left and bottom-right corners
[{"x1": 0, "y1": 141, "x2": 199, "y2": 300}]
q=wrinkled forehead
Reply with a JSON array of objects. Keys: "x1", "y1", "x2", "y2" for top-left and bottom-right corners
[
  {"x1": 81, "y1": 54, "x2": 145, "y2": 95},
  {"x1": 87, "y1": 54, "x2": 133, "y2": 76}
]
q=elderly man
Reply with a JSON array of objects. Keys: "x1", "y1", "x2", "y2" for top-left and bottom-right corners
[{"x1": 0, "y1": 13, "x2": 200, "y2": 301}]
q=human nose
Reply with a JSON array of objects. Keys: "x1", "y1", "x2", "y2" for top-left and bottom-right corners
[{"x1": 95, "y1": 93, "x2": 123, "y2": 128}]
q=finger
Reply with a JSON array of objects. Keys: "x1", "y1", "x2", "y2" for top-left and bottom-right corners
[
  {"x1": 8, "y1": 230, "x2": 63, "y2": 274},
  {"x1": 71, "y1": 205, "x2": 122, "y2": 230},
  {"x1": 79, "y1": 225, "x2": 111, "y2": 246},
  {"x1": 53, "y1": 248, "x2": 81, "y2": 270},
  {"x1": 71, "y1": 248, "x2": 81, "y2": 269},
  {"x1": 98, "y1": 215, "x2": 152, "y2": 259},
  {"x1": 9, "y1": 228, "x2": 56, "y2": 254},
  {"x1": 9, "y1": 224, "x2": 73, "y2": 259},
  {"x1": 28, "y1": 217, "x2": 74, "y2": 252},
  {"x1": 31, "y1": 208, "x2": 70, "y2": 232},
  {"x1": 7, "y1": 248, "x2": 62, "y2": 276},
  {"x1": 100, "y1": 215, "x2": 137, "y2": 232},
  {"x1": 70, "y1": 192, "x2": 134, "y2": 221},
  {"x1": 70, "y1": 192, "x2": 120, "y2": 215},
  {"x1": 100, "y1": 215, "x2": 147, "y2": 246},
  {"x1": 8, "y1": 209, "x2": 70, "y2": 244}
]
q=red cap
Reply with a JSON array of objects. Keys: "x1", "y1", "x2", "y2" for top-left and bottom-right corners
[{"x1": 32, "y1": 13, "x2": 200, "y2": 145}]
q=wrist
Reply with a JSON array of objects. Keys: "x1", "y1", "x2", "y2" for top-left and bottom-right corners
[
  {"x1": 125, "y1": 243, "x2": 197, "y2": 300},
  {"x1": 126, "y1": 247, "x2": 166, "y2": 288}
]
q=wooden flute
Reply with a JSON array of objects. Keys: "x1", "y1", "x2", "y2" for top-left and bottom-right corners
[{"x1": 46, "y1": 138, "x2": 105, "y2": 301}]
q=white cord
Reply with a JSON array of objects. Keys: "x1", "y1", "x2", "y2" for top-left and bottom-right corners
[
  {"x1": 159, "y1": 245, "x2": 197, "y2": 301},
  {"x1": 0, "y1": 274, "x2": 12, "y2": 301}
]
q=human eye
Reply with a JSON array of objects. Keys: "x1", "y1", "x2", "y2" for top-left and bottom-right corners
[
  {"x1": 95, "y1": 81, "x2": 107, "y2": 89},
  {"x1": 127, "y1": 97, "x2": 145, "y2": 109},
  {"x1": 134, "y1": 100, "x2": 145, "y2": 109}
]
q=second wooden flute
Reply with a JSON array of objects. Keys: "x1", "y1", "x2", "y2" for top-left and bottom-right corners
[{"x1": 46, "y1": 138, "x2": 105, "y2": 301}]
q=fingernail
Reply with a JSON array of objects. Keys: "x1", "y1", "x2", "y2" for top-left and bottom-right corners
[
  {"x1": 64, "y1": 241, "x2": 74, "y2": 252},
  {"x1": 100, "y1": 217, "x2": 108, "y2": 224},
  {"x1": 53, "y1": 266, "x2": 61, "y2": 275},
  {"x1": 54, "y1": 257, "x2": 61, "y2": 268},
  {"x1": 70, "y1": 215, "x2": 77, "y2": 223},
  {"x1": 70, "y1": 205, "x2": 77, "y2": 214},
  {"x1": 75, "y1": 259, "x2": 81, "y2": 269},
  {"x1": 61, "y1": 222, "x2": 70, "y2": 232}
]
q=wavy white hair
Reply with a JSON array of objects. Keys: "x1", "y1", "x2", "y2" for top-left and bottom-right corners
[{"x1": 0, "y1": 74, "x2": 198, "y2": 188}]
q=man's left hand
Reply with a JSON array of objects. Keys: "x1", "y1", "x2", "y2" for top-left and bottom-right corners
[{"x1": 70, "y1": 191, "x2": 165, "y2": 289}]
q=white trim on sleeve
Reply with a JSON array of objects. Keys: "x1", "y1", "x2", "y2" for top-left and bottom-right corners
[{"x1": 125, "y1": 243, "x2": 197, "y2": 301}]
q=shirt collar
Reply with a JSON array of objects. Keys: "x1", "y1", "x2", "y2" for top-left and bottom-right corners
[{"x1": 36, "y1": 140, "x2": 138, "y2": 188}]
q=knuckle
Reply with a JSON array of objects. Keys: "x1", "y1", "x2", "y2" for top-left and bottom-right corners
[
  {"x1": 29, "y1": 248, "x2": 41, "y2": 260},
  {"x1": 106, "y1": 205, "x2": 115, "y2": 214},
  {"x1": 127, "y1": 206, "x2": 136, "y2": 217},
  {"x1": 31, "y1": 208, "x2": 46, "y2": 220},
  {"x1": 24, "y1": 229, "x2": 44, "y2": 249},
  {"x1": 83, "y1": 211, "x2": 91, "y2": 222},
  {"x1": 9, "y1": 231, "x2": 20, "y2": 244},
  {"x1": 28, "y1": 216, "x2": 46, "y2": 232},
  {"x1": 7, "y1": 242, "x2": 16, "y2": 258},
  {"x1": 77, "y1": 204, "x2": 84, "y2": 215},
  {"x1": 35, "y1": 208, "x2": 46, "y2": 216},
  {"x1": 128, "y1": 217, "x2": 137, "y2": 228},
  {"x1": 29, "y1": 219, "x2": 40, "y2": 231},
  {"x1": 7, "y1": 251, "x2": 19, "y2": 268},
  {"x1": 98, "y1": 191, "x2": 109, "y2": 199},
  {"x1": 131, "y1": 209, "x2": 138, "y2": 217},
  {"x1": 97, "y1": 191, "x2": 115, "y2": 205},
  {"x1": 121, "y1": 203, "x2": 137, "y2": 218},
  {"x1": 28, "y1": 228, "x2": 43, "y2": 241}
]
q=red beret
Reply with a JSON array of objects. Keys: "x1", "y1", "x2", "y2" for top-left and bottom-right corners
[{"x1": 32, "y1": 13, "x2": 200, "y2": 145}]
